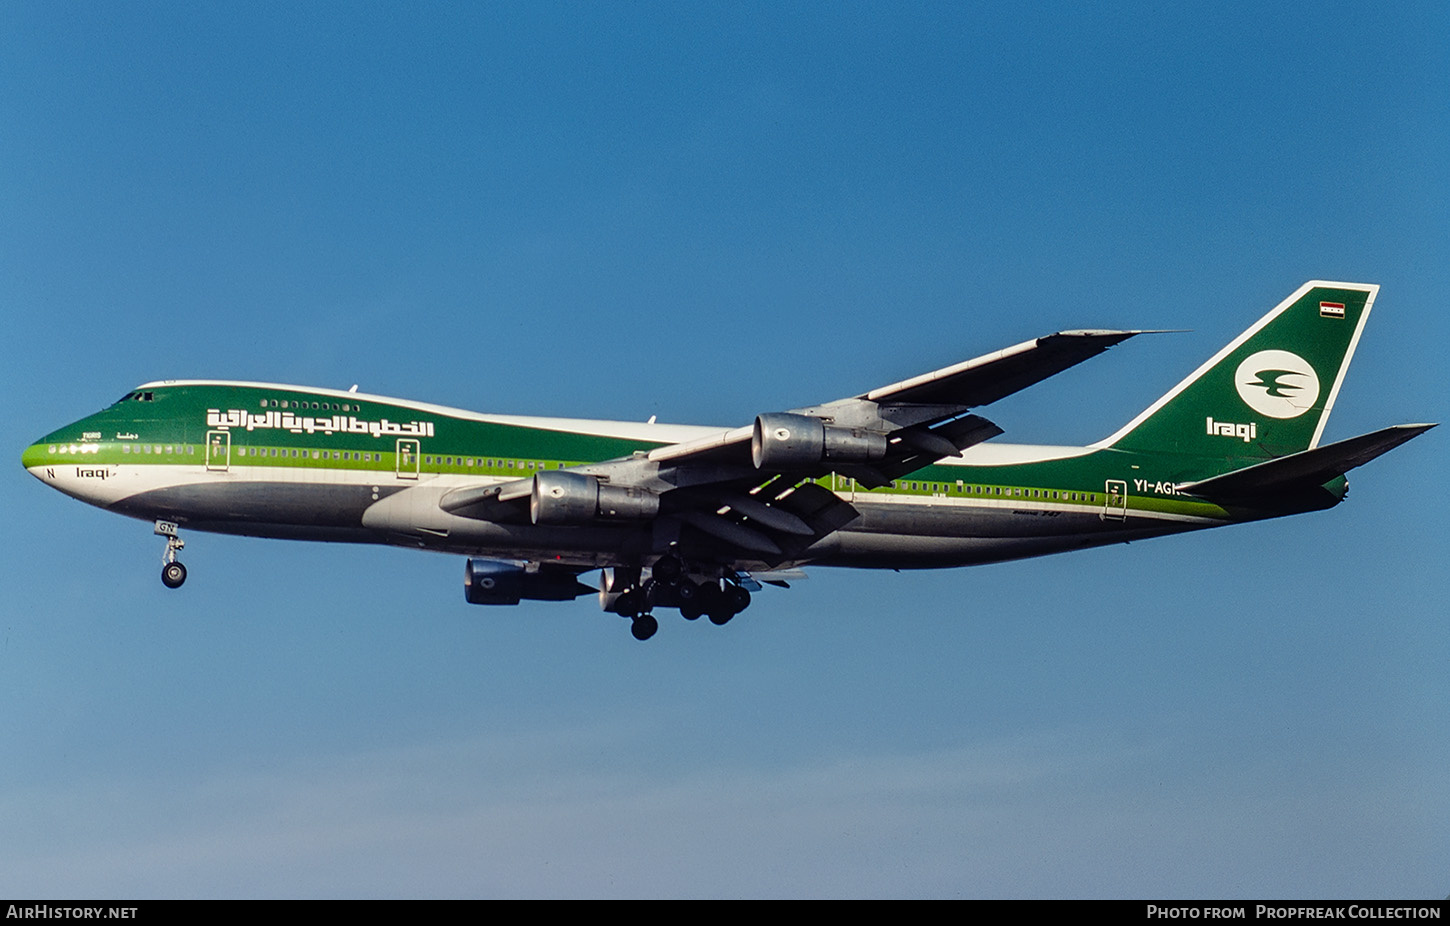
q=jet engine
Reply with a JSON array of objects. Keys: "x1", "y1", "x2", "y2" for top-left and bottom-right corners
[
  {"x1": 464, "y1": 558, "x2": 592, "y2": 605},
  {"x1": 529, "y1": 470, "x2": 660, "y2": 525},
  {"x1": 751, "y1": 412, "x2": 888, "y2": 470}
]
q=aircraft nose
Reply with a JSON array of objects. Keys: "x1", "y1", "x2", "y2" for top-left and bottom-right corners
[
  {"x1": 21, "y1": 423, "x2": 93, "y2": 477},
  {"x1": 22, "y1": 436, "x2": 74, "y2": 486},
  {"x1": 22, "y1": 426, "x2": 115, "y2": 500},
  {"x1": 23, "y1": 413, "x2": 97, "y2": 474},
  {"x1": 22, "y1": 439, "x2": 52, "y2": 472}
]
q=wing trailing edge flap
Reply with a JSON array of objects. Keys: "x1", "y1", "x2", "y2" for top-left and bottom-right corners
[
  {"x1": 856, "y1": 413, "x2": 1004, "y2": 487},
  {"x1": 670, "y1": 479, "x2": 861, "y2": 561},
  {"x1": 1181, "y1": 423, "x2": 1436, "y2": 501}
]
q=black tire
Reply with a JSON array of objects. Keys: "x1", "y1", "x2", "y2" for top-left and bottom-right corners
[
  {"x1": 614, "y1": 590, "x2": 641, "y2": 618},
  {"x1": 631, "y1": 614, "x2": 658, "y2": 641},
  {"x1": 726, "y1": 584, "x2": 752, "y2": 614},
  {"x1": 697, "y1": 582, "x2": 732, "y2": 624},
  {"x1": 161, "y1": 561, "x2": 187, "y2": 589},
  {"x1": 695, "y1": 580, "x2": 722, "y2": 610}
]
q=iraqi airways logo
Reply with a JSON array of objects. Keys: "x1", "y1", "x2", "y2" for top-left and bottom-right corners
[{"x1": 1234, "y1": 349, "x2": 1320, "y2": 419}]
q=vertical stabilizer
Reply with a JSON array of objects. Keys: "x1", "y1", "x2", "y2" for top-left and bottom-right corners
[{"x1": 1095, "y1": 281, "x2": 1377, "y2": 458}]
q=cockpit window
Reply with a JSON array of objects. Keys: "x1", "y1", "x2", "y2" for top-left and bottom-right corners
[{"x1": 113, "y1": 391, "x2": 155, "y2": 404}]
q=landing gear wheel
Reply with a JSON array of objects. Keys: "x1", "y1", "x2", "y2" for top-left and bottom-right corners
[
  {"x1": 155, "y1": 520, "x2": 186, "y2": 588},
  {"x1": 631, "y1": 613, "x2": 658, "y2": 641},
  {"x1": 725, "y1": 585, "x2": 752, "y2": 614},
  {"x1": 161, "y1": 561, "x2": 187, "y2": 589},
  {"x1": 680, "y1": 599, "x2": 704, "y2": 621},
  {"x1": 700, "y1": 583, "x2": 750, "y2": 625},
  {"x1": 614, "y1": 590, "x2": 642, "y2": 618},
  {"x1": 696, "y1": 581, "x2": 736, "y2": 624}
]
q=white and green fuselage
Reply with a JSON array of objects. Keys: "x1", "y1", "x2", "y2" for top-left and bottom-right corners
[
  {"x1": 17, "y1": 384, "x2": 1330, "y2": 572},
  {"x1": 21, "y1": 281, "x2": 1432, "y2": 631}
]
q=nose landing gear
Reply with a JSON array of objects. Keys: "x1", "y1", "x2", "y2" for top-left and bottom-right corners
[{"x1": 155, "y1": 520, "x2": 187, "y2": 588}]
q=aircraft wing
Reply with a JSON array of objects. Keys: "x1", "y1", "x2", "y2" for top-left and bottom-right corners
[
  {"x1": 859, "y1": 329, "x2": 1144, "y2": 407},
  {"x1": 443, "y1": 328, "x2": 1143, "y2": 559},
  {"x1": 646, "y1": 328, "x2": 1142, "y2": 471}
]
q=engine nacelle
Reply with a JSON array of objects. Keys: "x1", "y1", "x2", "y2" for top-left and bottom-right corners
[
  {"x1": 530, "y1": 470, "x2": 660, "y2": 525},
  {"x1": 751, "y1": 413, "x2": 888, "y2": 470},
  {"x1": 464, "y1": 558, "x2": 589, "y2": 605}
]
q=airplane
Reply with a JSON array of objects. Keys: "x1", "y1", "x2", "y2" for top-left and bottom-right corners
[{"x1": 22, "y1": 281, "x2": 1434, "y2": 640}]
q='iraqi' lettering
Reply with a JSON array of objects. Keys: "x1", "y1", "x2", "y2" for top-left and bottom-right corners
[{"x1": 1206, "y1": 416, "x2": 1257, "y2": 443}]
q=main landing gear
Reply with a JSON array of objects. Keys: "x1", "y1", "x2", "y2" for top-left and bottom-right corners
[
  {"x1": 603, "y1": 557, "x2": 754, "y2": 641},
  {"x1": 155, "y1": 520, "x2": 187, "y2": 589},
  {"x1": 630, "y1": 612, "x2": 659, "y2": 642}
]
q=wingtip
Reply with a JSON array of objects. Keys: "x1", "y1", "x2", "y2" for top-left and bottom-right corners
[
  {"x1": 1051, "y1": 328, "x2": 1189, "y2": 340},
  {"x1": 1053, "y1": 328, "x2": 1139, "y2": 338}
]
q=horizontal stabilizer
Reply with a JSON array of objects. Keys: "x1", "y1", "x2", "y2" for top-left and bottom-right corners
[{"x1": 1181, "y1": 423, "x2": 1435, "y2": 500}]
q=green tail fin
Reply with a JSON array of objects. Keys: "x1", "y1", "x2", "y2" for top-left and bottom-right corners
[{"x1": 1096, "y1": 281, "x2": 1378, "y2": 458}]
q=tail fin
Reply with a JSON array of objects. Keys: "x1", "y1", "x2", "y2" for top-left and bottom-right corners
[{"x1": 1095, "y1": 281, "x2": 1378, "y2": 458}]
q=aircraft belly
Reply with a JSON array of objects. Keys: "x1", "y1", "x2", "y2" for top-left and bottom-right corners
[
  {"x1": 110, "y1": 480, "x2": 381, "y2": 530},
  {"x1": 810, "y1": 500, "x2": 1196, "y2": 568},
  {"x1": 845, "y1": 499, "x2": 1107, "y2": 539},
  {"x1": 424, "y1": 522, "x2": 656, "y2": 563},
  {"x1": 107, "y1": 477, "x2": 657, "y2": 565},
  {"x1": 358, "y1": 482, "x2": 657, "y2": 561}
]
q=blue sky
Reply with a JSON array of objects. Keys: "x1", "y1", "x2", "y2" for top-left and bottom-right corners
[{"x1": 3, "y1": 1, "x2": 1447, "y2": 898}]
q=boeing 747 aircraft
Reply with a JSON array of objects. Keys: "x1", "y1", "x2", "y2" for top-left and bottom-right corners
[{"x1": 23, "y1": 281, "x2": 1433, "y2": 639}]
